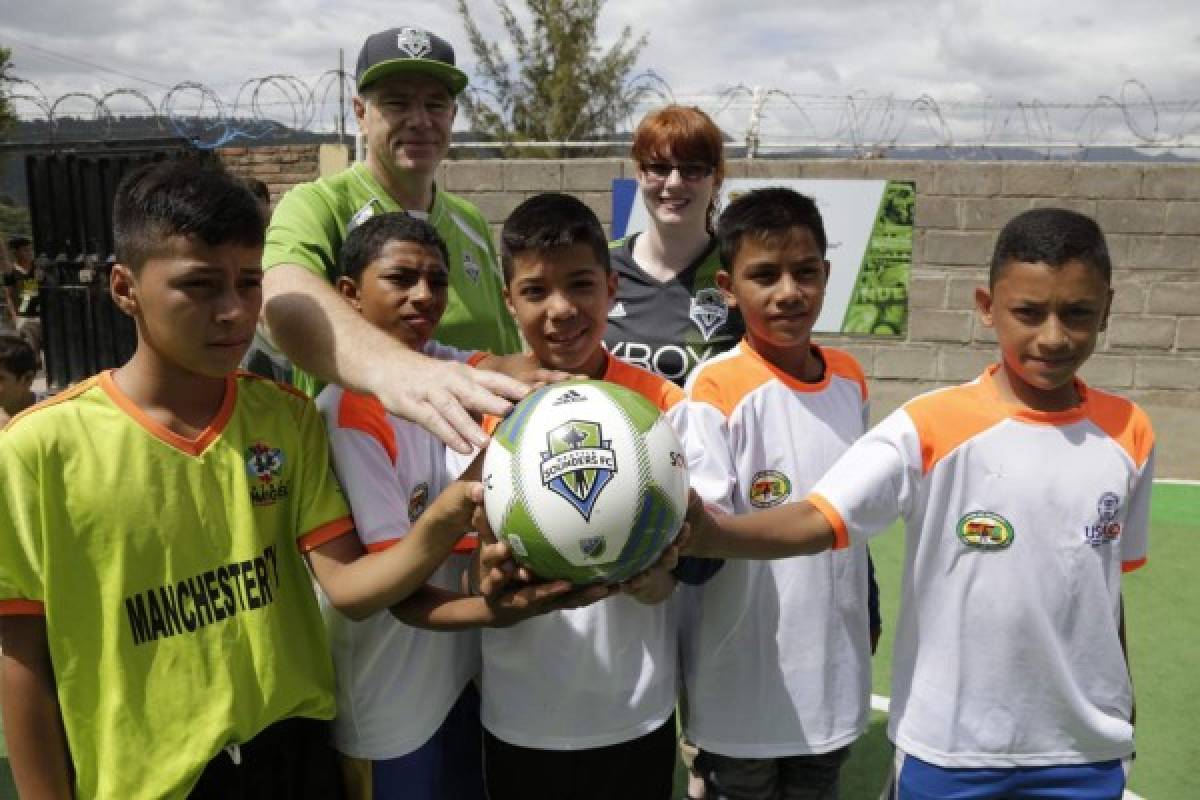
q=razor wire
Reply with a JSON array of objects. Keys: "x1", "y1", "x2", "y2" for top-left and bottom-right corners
[{"x1": 6, "y1": 74, "x2": 1200, "y2": 156}]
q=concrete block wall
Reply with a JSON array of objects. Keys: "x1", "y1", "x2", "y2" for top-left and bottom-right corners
[{"x1": 219, "y1": 145, "x2": 321, "y2": 208}]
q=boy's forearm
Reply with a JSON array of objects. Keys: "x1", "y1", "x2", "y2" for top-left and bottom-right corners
[
  {"x1": 391, "y1": 585, "x2": 497, "y2": 630},
  {"x1": 686, "y1": 500, "x2": 837, "y2": 559},
  {"x1": 312, "y1": 484, "x2": 478, "y2": 619},
  {"x1": 0, "y1": 617, "x2": 74, "y2": 799}
]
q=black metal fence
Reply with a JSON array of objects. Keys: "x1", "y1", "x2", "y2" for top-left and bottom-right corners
[
  {"x1": 38, "y1": 259, "x2": 137, "y2": 390},
  {"x1": 16, "y1": 138, "x2": 208, "y2": 386}
]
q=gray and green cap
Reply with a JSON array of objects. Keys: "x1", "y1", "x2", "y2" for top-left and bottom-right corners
[{"x1": 355, "y1": 27, "x2": 469, "y2": 95}]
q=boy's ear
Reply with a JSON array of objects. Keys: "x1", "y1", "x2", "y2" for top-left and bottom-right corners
[
  {"x1": 335, "y1": 276, "x2": 362, "y2": 311},
  {"x1": 109, "y1": 264, "x2": 139, "y2": 317},
  {"x1": 974, "y1": 286, "x2": 995, "y2": 328},
  {"x1": 605, "y1": 269, "x2": 618, "y2": 306},
  {"x1": 716, "y1": 269, "x2": 737, "y2": 309}
]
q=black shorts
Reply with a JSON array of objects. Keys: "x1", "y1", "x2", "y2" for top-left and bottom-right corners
[
  {"x1": 483, "y1": 713, "x2": 677, "y2": 800},
  {"x1": 188, "y1": 717, "x2": 345, "y2": 800}
]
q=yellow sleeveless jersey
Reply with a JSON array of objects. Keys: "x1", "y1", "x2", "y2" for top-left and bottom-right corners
[{"x1": 0, "y1": 371, "x2": 353, "y2": 799}]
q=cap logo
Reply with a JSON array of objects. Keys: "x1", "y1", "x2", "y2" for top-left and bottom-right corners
[{"x1": 397, "y1": 27, "x2": 432, "y2": 59}]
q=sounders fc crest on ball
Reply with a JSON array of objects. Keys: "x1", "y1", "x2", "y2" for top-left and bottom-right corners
[{"x1": 540, "y1": 421, "x2": 617, "y2": 522}]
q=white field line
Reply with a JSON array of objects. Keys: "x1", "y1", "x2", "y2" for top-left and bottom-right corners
[
  {"x1": 869, "y1": 694, "x2": 1146, "y2": 799},
  {"x1": 1154, "y1": 478, "x2": 1200, "y2": 486}
]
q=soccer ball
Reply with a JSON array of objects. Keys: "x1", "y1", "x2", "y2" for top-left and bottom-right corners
[{"x1": 482, "y1": 379, "x2": 688, "y2": 585}]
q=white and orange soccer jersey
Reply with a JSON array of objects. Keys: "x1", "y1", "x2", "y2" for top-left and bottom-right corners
[
  {"x1": 809, "y1": 365, "x2": 1153, "y2": 769},
  {"x1": 681, "y1": 341, "x2": 872, "y2": 757},
  {"x1": 316, "y1": 385, "x2": 480, "y2": 760},
  {"x1": 479, "y1": 355, "x2": 687, "y2": 750}
]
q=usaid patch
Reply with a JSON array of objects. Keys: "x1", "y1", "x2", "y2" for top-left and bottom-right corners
[{"x1": 1083, "y1": 491, "x2": 1123, "y2": 546}]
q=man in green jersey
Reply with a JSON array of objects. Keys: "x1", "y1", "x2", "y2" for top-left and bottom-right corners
[{"x1": 262, "y1": 26, "x2": 523, "y2": 453}]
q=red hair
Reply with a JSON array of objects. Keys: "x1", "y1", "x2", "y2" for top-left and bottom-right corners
[{"x1": 631, "y1": 105, "x2": 726, "y2": 232}]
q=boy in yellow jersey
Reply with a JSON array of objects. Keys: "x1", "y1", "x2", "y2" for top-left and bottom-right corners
[
  {"x1": 681, "y1": 188, "x2": 872, "y2": 799},
  {"x1": 475, "y1": 192, "x2": 715, "y2": 800},
  {"x1": 0, "y1": 160, "x2": 487, "y2": 800},
  {"x1": 683, "y1": 208, "x2": 1150, "y2": 800}
]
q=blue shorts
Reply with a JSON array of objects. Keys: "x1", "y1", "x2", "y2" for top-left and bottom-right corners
[
  {"x1": 892, "y1": 750, "x2": 1129, "y2": 800},
  {"x1": 339, "y1": 684, "x2": 485, "y2": 800}
]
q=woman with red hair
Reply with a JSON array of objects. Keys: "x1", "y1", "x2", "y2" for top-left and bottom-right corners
[{"x1": 604, "y1": 105, "x2": 743, "y2": 386}]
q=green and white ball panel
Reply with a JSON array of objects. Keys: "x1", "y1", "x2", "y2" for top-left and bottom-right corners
[{"x1": 482, "y1": 380, "x2": 688, "y2": 585}]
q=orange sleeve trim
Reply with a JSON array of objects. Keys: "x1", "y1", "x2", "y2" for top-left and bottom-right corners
[
  {"x1": 466, "y1": 351, "x2": 488, "y2": 367},
  {"x1": 482, "y1": 414, "x2": 500, "y2": 436},
  {"x1": 0, "y1": 599, "x2": 45, "y2": 616},
  {"x1": 337, "y1": 390, "x2": 398, "y2": 466},
  {"x1": 366, "y1": 533, "x2": 477, "y2": 554},
  {"x1": 1122, "y1": 558, "x2": 1147, "y2": 574},
  {"x1": 297, "y1": 516, "x2": 356, "y2": 553},
  {"x1": 453, "y1": 533, "x2": 480, "y2": 554},
  {"x1": 807, "y1": 492, "x2": 849, "y2": 550}
]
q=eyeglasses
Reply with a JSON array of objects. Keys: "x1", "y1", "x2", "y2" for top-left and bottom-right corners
[{"x1": 639, "y1": 162, "x2": 715, "y2": 182}]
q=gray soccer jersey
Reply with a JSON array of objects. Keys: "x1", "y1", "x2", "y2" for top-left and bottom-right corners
[{"x1": 604, "y1": 234, "x2": 744, "y2": 386}]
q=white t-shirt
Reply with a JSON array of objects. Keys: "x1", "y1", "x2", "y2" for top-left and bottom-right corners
[
  {"x1": 316, "y1": 384, "x2": 480, "y2": 760},
  {"x1": 480, "y1": 356, "x2": 685, "y2": 750},
  {"x1": 809, "y1": 365, "x2": 1153, "y2": 768},
  {"x1": 681, "y1": 341, "x2": 872, "y2": 757}
]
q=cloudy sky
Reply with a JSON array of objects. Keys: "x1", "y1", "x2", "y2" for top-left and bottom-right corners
[{"x1": 3, "y1": 0, "x2": 1198, "y2": 149}]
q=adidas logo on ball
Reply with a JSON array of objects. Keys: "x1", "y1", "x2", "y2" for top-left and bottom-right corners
[{"x1": 482, "y1": 380, "x2": 689, "y2": 584}]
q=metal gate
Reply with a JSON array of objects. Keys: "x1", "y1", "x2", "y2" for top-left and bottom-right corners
[{"x1": 15, "y1": 138, "x2": 209, "y2": 386}]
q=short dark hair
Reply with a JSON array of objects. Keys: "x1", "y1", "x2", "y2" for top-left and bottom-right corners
[
  {"x1": 0, "y1": 333, "x2": 37, "y2": 377},
  {"x1": 245, "y1": 178, "x2": 271, "y2": 205},
  {"x1": 339, "y1": 212, "x2": 449, "y2": 281},
  {"x1": 717, "y1": 188, "x2": 828, "y2": 270},
  {"x1": 500, "y1": 193, "x2": 610, "y2": 283},
  {"x1": 113, "y1": 159, "x2": 264, "y2": 271},
  {"x1": 990, "y1": 208, "x2": 1112, "y2": 286},
  {"x1": 6, "y1": 236, "x2": 31, "y2": 252}
]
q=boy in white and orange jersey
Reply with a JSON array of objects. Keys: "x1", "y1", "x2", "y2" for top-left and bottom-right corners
[
  {"x1": 315, "y1": 212, "x2": 605, "y2": 800},
  {"x1": 681, "y1": 188, "x2": 871, "y2": 799},
  {"x1": 477, "y1": 192, "x2": 710, "y2": 800},
  {"x1": 684, "y1": 208, "x2": 1151, "y2": 800}
]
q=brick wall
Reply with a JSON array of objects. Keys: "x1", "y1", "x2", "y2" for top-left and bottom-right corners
[{"x1": 221, "y1": 148, "x2": 1200, "y2": 476}]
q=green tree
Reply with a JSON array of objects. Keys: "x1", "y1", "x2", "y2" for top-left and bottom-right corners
[
  {"x1": 455, "y1": 0, "x2": 651, "y2": 152},
  {"x1": 0, "y1": 46, "x2": 16, "y2": 138}
]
